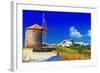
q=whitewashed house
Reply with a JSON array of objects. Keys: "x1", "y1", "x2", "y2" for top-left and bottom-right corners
[
  {"x1": 74, "y1": 42, "x2": 89, "y2": 46},
  {"x1": 58, "y1": 40, "x2": 74, "y2": 47}
]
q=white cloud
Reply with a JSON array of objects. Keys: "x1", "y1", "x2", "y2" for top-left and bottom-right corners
[
  {"x1": 87, "y1": 30, "x2": 91, "y2": 37},
  {"x1": 69, "y1": 26, "x2": 82, "y2": 38}
]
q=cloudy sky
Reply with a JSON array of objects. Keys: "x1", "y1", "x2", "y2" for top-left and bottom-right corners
[{"x1": 23, "y1": 10, "x2": 91, "y2": 44}]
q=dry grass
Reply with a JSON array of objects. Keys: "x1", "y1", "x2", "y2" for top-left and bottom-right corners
[{"x1": 59, "y1": 53, "x2": 90, "y2": 60}]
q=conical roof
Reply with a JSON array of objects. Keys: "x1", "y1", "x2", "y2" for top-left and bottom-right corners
[{"x1": 27, "y1": 24, "x2": 47, "y2": 30}]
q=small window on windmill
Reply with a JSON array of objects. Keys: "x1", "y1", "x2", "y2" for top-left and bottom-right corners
[{"x1": 33, "y1": 30, "x2": 35, "y2": 32}]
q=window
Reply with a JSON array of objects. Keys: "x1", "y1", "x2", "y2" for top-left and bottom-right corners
[{"x1": 33, "y1": 30, "x2": 35, "y2": 32}]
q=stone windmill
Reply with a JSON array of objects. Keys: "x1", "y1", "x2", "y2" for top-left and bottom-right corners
[{"x1": 24, "y1": 13, "x2": 47, "y2": 49}]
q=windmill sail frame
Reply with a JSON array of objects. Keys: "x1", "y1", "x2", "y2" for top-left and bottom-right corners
[{"x1": 42, "y1": 13, "x2": 47, "y2": 45}]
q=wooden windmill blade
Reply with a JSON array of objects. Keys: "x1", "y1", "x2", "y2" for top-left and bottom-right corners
[{"x1": 42, "y1": 13, "x2": 47, "y2": 45}]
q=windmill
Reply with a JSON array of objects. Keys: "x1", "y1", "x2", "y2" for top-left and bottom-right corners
[{"x1": 42, "y1": 13, "x2": 47, "y2": 47}]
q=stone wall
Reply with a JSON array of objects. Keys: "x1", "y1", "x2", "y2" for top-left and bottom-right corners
[{"x1": 25, "y1": 29, "x2": 42, "y2": 48}]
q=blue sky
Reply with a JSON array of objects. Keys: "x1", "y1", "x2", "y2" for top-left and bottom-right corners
[{"x1": 23, "y1": 10, "x2": 91, "y2": 44}]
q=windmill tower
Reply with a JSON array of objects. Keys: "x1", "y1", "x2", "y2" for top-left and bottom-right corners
[{"x1": 24, "y1": 13, "x2": 47, "y2": 49}]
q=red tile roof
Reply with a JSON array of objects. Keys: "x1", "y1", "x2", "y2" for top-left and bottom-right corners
[{"x1": 27, "y1": 24, "x2": 47, "y2": 30}]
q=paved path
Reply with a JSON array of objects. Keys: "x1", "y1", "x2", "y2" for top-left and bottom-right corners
[{"x1": 23, "y1": 49, "x2": 57, "y2": 62}]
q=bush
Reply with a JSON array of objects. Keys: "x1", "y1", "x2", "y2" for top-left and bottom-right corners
[
  {"x1": 54, "y1": 46, "x2": 78, "y2": 54},
  {"x1": 67, "y1": 44, "x2": 91, "y2": 53}
]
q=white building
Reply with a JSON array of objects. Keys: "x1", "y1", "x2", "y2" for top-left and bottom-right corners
[
  {"x1": 58, "y1": 40, "x2": 74, "y2": 47},
  {"x1": 74, "y1": 42, "x2": 89, "y2": 46}
]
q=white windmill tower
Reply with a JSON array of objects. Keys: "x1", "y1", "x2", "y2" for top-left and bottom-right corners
[{"x1": 42, "y1": 13, "x2": 47, "y2": 47}]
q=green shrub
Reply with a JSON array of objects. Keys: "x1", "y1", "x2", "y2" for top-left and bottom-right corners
[{"x1": 54, "y1": 46, "x2": 78, "y2": 54}]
